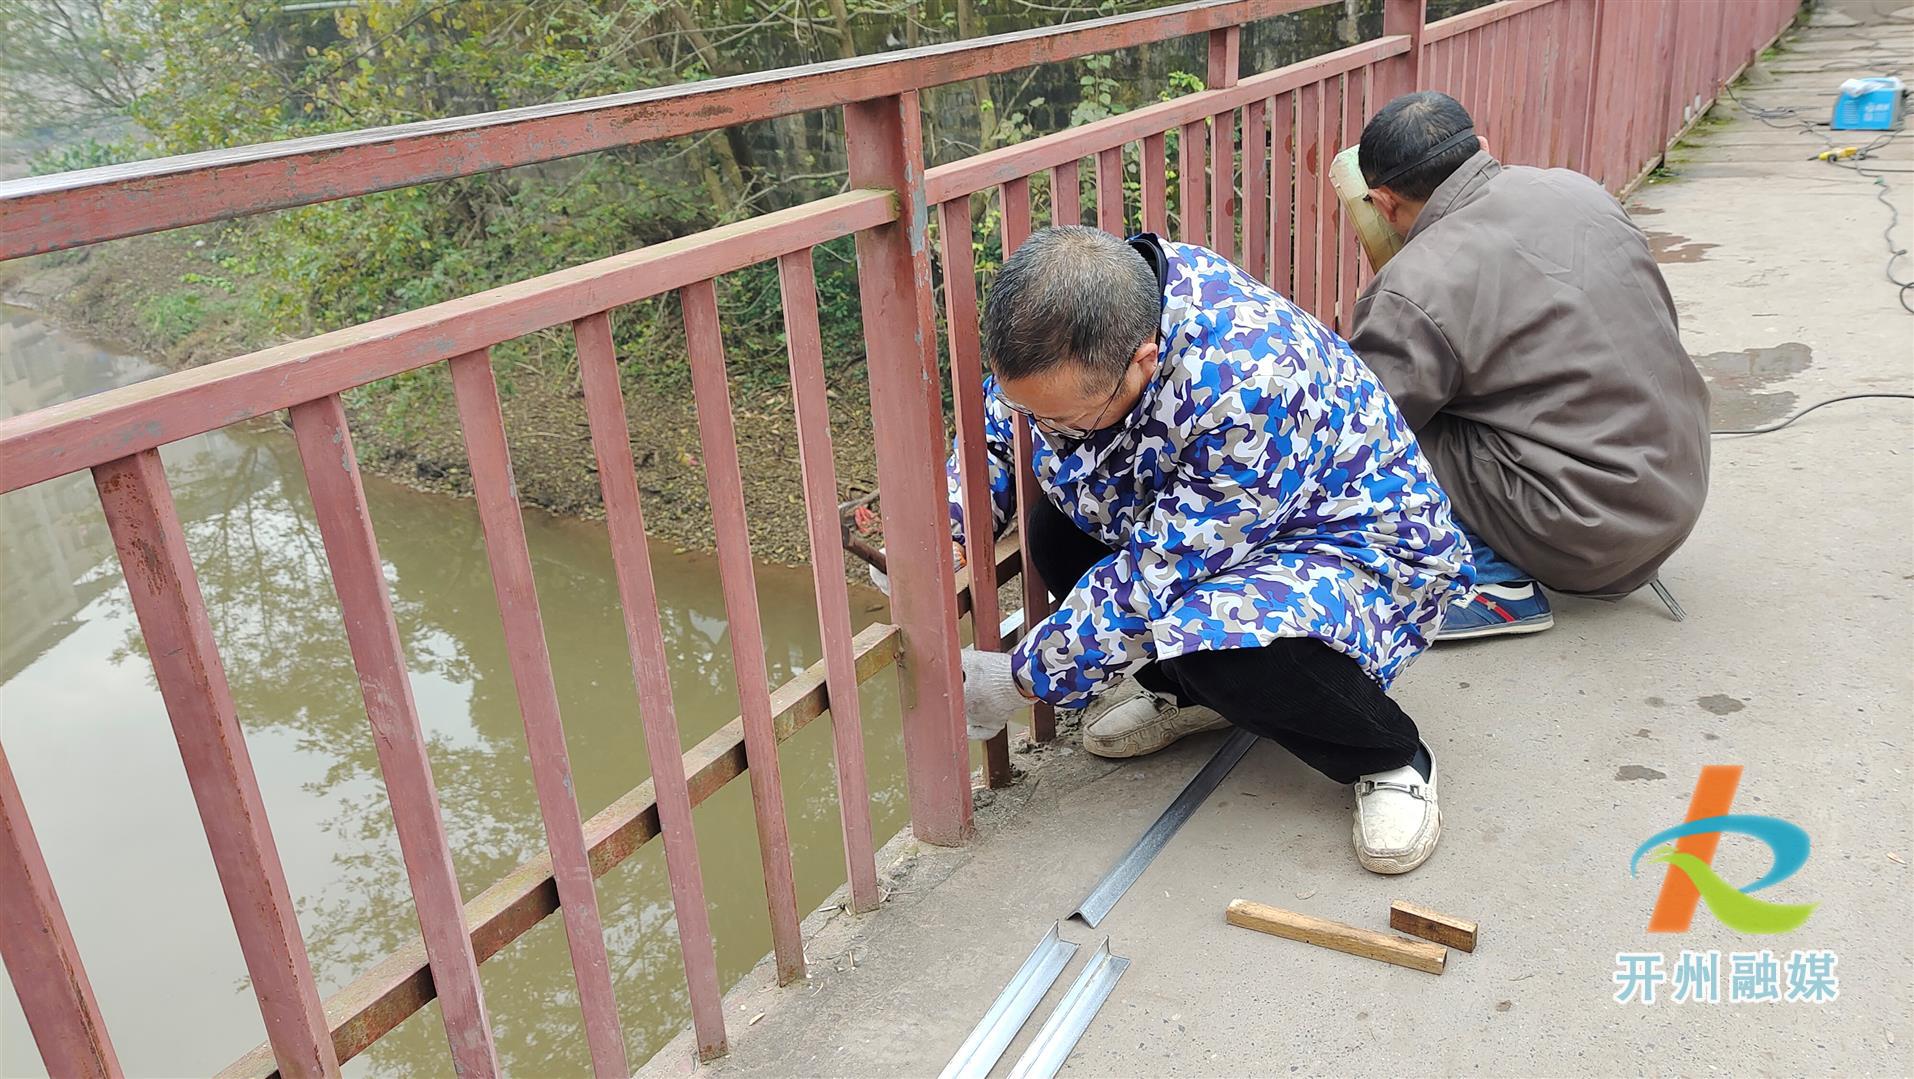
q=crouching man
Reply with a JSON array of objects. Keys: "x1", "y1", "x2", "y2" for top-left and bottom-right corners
[
  {"x1": 948, "y1": 225, "x2": 1472, "y2": 874},
  {"x1": 1349, "y1": 92, "x2": 1711, "y2": 639}
]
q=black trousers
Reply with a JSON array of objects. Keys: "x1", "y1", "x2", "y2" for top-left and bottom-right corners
[{"x1": 1026, "y1": 497, "x2": 1421, "y2": 784}]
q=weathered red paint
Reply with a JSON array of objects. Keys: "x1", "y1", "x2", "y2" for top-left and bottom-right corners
[
  {"x1": 1295, "y1": 80, "x2": 1322, "y2": 316},
  {"x1": 1051, "y1": 159, "x2": 1081, "y2": 226},
  {"x1": 1179, "y1": 119, "x2": 1209, "y2": 247},
  {"x1": 1423, "y1": 0, "x2": 1552, "y2": 43},
  {"x1": 91, "y1": 451, "x2": 339, "y2": 1079},
  {"x1": 1010, "y1": 415, "x2": 1057, "y2": 745},
  {"x1": 446, "y1": 352, "x2": 629, "y2": 1077},
  {"x1": 776, "y1": 251, "x2": 883, "y2": 909},
  {"x1": 937, "y1": 195, "x2": 1014, "y2": 789},
  {"x1": 287, "y1": 397, "x2": 499, "y2": 1078},
  {"x1": 0, "y1": 746, "x2": 123, "y2": 1079},
  {"x1": 571, "y1": 311, "x2": 729, "y2": 1060},
  {"x1": 1002, "y1": 175, "x2": 1033, "y2": 255},
  {"x1": 682, "y1": 278, "x2": 809, "y2": 985},
  {"x1": 1336, "y1": 71, "x2": 1362, "y2": 331},
  {"x1": 1207, "y1": 27, "x2": 1241, "y2": 259},
  {"x1": 845, "y1": 91, "x2": 973, "y2": 845},
  {"x1": 0, "y1": 191, "x2": 894, "y2": 498},
  {"x1": 1143, "y1": 131, "x2": 1170, "y2": 236},
  {"x1": 1244, "y1": 97, "x2": 1269, "y2": 281},
  {"x1": 1096, "y1": 147, "x2": 1125, "y2": 235},
  {"x1": 1379, "y1": 0, "x2": 1426, "y2": 105},
  {"x1": 1271, "y1": 90, "x2": 1295, "y2": 295}
]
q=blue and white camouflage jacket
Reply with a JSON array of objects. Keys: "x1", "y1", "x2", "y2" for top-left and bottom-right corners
[{"x1": 947, "y1": 237, "x2": 1474, "y2": 708}]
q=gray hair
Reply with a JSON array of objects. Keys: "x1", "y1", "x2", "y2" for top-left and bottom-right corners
[{"x1": 981, "y1": 225, "x2": 1160, "y2": 384}]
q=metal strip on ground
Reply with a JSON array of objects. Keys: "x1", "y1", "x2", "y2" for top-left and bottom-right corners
[
  {"x1": 1004, "y1": 940, "x2": 1132, "y2": 1079},
  {"x1": 938, "y1": 922, "x2": 1079, "y2": 1079},
  {"x1": 1070, "y1": 727, "x2": 1257, "y2": 927}
]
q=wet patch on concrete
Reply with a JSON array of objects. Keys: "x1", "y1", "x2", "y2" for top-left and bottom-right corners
[
  {"x1": 1697, "y1": 693, "x2": 1746, "y2": 715},
  {"x1": 1616, "y1": 765, "x2": 1668, "y2": 782},
  {"x1": 1645, "y1": 228, "x2": 1718, "y2": 263},
  {"x1": 1645, "y1": 695, "x2": 1668, "y2": 708},
  {"x1": 1692, "y1": 342, "x2": 1813, "y2": 429}
]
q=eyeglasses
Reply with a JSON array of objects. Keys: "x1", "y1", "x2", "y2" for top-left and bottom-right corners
[{"x1": 992, "y1": 368, "x2": 1129, "y2": 441}]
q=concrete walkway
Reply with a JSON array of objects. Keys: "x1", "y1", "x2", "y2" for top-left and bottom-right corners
[{"x1": 644, "y1": 7, "x2": 1914, "y2": 1076}]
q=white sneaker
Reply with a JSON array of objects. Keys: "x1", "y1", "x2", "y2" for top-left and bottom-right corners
[
  {"x1": 1080, "y1": 681, "x2": 1228, "y2": 759},
  {"x1": 1352, "y1": 749, "x2": 1441, "y2": 875}
]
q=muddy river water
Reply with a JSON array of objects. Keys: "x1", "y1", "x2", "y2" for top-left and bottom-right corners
[{"x1": 0, "y1": 305, "x2": 908, "y2": 1076}]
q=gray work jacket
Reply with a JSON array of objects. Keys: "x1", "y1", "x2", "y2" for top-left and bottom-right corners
[{"x1": 1349, "y1": 151, "x2": 1709, "y2": 596}]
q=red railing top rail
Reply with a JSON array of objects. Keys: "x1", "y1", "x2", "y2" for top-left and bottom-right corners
[
  {"x1": 0, "y1": 188, "x2": 894, "y2": 495},
  {"x1": 0, "y1": 0, "x2": 1335, "y2": 261},
  {"x1": 1423, "y1": 0, "x2": 1553, "y2": 42}
]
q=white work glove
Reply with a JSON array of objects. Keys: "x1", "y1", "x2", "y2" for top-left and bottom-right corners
[{"x1": 960, "y1": 647, "x2": 1029, "y2": 740}]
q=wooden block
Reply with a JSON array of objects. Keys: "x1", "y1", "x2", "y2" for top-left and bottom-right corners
[
  {"x1": 1389, "y1": 900, "x2": 1479, "y2": 953},
  {"x1": 1225, "y1": 899, "x2": 1446, "y2": 975}
]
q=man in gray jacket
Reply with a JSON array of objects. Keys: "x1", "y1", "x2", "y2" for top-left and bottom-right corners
[{"x1": 1348, "y1": 91, "x2": 1710, "y2": 640}]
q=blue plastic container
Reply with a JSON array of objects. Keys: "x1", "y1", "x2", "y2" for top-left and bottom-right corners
[{"x1": 1831, "y1": 77, "x2": 1904, "y2": 131}]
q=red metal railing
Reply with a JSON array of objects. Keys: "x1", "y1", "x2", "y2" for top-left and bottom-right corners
[{"x1": 0, "y1": 0, "x2": 1797, "y2": 1074}]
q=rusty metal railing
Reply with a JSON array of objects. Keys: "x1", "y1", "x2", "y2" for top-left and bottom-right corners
[{"x1": 0, "y1": 0, "x2": 1798, "y2": 1075}]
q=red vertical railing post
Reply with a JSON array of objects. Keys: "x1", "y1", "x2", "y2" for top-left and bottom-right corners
[
  {"x1": 1244, "y1": 97, "x2": 1269, "y2": 281},
  {"x1": 0, "y1": 745, "x2": 123, "y2": 1079},
  {"x1": 1317, "y1": 76, "x2": 1344, "y2": 328},
  {"x1": 1051, "y1": 159, "x2": 1081, "y2": 226},
  {"x1": 1096, "y1": 147, "x2": 1125, "y2": 236},
  {"x1": 844, "y1": 91, "x2": 972, "y2": 846},
  {"x1": 1520, "y1": 11, "x2": 1549, "y2": 163},
  {"x1": 1142, "y1": 131, "x2": 1170, "y2": 236},
  {"x1": 776, "y1": 252, "x2": 884, "y2": 910},
  {"x1": 681, "y1": 278, "x2": 807, "y2": 985},
  {"x1": 997, "y1": 173, "x2": 1057, "y2": 748},
  {"x1": 1579, "y1": 0, "x2": 1611, "y2": 182},
  {"x1": 1003, "y1": 175, "x2": 1033, "y2": 251},
  {"x1": 91, "y1": 450, "x2": 339, "y2": 1079},
  {"x1": 1271, "y1": 91, "x2": 1294, "y2": 296},
  {"x1": 572, "y1": 312, "x2": 729, "y2": 1060},
  {"x1": 1337, "y1": 71, "x2": 1363, "y2": 331},
  {"x1": 288, "y1": 396, "x2": 499, "y2": 1078},
  {"x1": 938, "y1": 197, "x2": 1015, "y2": 790},
  {"x1": 1295, "y1": 80, "x2": 1322, "y2": 317},
  {"x1": 1380, "y1": 0, "x2": 1426, "y2": 101},
  {"x1": 1178, "y1": 119, "x2": 1208, "y2": 247},
  {"x1": 447, "y1": 352, "x2": 628, "y2": 1077},
  {"x1": 1009, "y1": 413, "x2": 1055, "y2": 747},
  {"x1": 1207, "y1": 26, "x2": 1241, "y2": 260}
]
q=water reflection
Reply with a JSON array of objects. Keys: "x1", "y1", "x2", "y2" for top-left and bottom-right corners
[{"x1": 0, "y1": 306, "x2": 906, "y2": 1076}]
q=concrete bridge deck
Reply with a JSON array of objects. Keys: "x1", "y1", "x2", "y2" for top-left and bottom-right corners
[{"x1": 643, "y1": 6, "x2": 1914, "y2": 1075}]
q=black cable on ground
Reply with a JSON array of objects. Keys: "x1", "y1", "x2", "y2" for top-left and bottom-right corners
[
  {"x1": 1711, "y1": 393, "x2": 1914, "y2": 436},
  {"x1": 1723, "y1": 80, "x2": 1912, "y2": 313}
]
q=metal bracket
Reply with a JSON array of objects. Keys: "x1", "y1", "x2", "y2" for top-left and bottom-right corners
[
  {"x1": 1070, "y1": 727, "x2": 1257, "y2": 927},
  {"x1": 1005, "y1": 940, "x2": 1131, "y2": 1079},
  {"x1": 1649, "y1": 577, "x2": 1687, "y2": 622},
  {"x1": 938, "y1": 923, "x2": 1078, "y2": 1079}
]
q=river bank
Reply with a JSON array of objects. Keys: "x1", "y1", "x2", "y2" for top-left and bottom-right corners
[{"x1": 0, "y1": 228, "x2": 884, "y2": 566}]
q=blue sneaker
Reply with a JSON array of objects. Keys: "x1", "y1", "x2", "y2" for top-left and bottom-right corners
[{"x1": 1436, "y1": 580, "x2": 1554, "y2": 641}]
